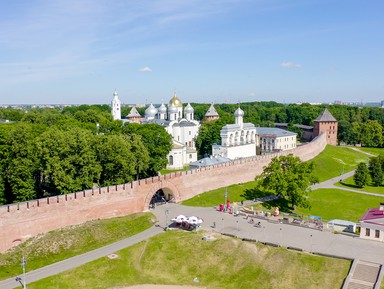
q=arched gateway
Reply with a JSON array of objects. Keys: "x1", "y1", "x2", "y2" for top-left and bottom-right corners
[
  {"x1": 144, "y1": 180, "x2": 181, "y2": 209},
  {"x1": 0, "y1": 133, "x2": 327, "y2": 253}
]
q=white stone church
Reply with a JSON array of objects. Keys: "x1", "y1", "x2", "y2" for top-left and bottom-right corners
[
  {"x1": 212, "y1": 107, "x2": 297, "y2": 160},
  {"x1": 111, "y1": 91, "x2": 201, "y2": 170}
]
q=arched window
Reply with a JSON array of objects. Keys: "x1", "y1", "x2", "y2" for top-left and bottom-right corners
[{"x1": 169, "y1": 155, "x2": 174, "y2": 165}]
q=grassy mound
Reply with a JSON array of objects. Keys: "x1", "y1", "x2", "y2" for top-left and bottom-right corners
[
  {"x1": 0, "y1": 212, "x2": 156, "y2": 280},
  {"x1": 28, "y1": 231, "x2": 350, "y2": 289}
]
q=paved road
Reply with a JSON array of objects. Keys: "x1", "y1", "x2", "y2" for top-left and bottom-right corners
[
  {"x1": 0, "y1": 226, "x2": 164, "y2": 289},
  {"x1": 1, "y1": 170, "x2": 384, "y2": 289}
]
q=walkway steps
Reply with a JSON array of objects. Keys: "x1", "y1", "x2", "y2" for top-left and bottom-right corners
[{"x1": 344, "y1": 260, "x2": 382, "y2": 289}]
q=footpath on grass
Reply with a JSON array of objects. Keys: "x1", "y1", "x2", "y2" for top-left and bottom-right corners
[
  {"x1": 311, "y1": 170, "x2": 384, "y2": 197},
  {"x1": 1, "y1": 171, "x2": 383, "y2": 289}
]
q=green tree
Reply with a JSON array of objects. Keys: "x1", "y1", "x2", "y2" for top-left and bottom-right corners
[
  {"x1": 122, "y1": 123, "x2": 172, "y2": 176},
  {"x1": 369, "y1": 156, "x2": 383, "y2": 186},
  {"x1": 36, "y1": 127, "x2": 101, "y2": 196},
  {"x1": 254, "y1": 154, "x2": 316, "y2": 209},
  {"x1": 3, "y1": 123, "x2": 44, "y2": 202},
  {"x1": 361, "y1": 120, "x2": 383, "y2": 147},
  {"x1": 95, "y1": 134, "x2": 149, "y2": 186},
  {"x1": 354, "y1": 162, "x2": 370, "y2": 188}
]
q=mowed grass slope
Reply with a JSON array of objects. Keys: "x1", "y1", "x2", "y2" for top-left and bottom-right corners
[
  {"x1": 294, "y1": 188, "x2": 383, "y2": 221},
  {"x1": 28, "y1": 231, "x2": 350, "y2": 289},
  {"x1": 182, "y1": 146, "x2": 372, "y2": 209},
  {"x1": 311, "y1": 145, "x2": 371, "y2": 182},
  {"x1": 0, "y1": 212, "x2": 156, "y2": 280},
  {"x1": 181, "y1": 181, "x2": 257, "y2": 207},
  {"x1": 335, "y1": 175, "x2": 384, "y2": 194}
]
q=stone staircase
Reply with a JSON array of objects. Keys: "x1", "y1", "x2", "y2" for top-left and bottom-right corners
[{"x1": 344, "y1": 260, "x2": 382, "y2": 289}]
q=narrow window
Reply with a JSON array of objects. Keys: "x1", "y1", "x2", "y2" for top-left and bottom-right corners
[
  {"x1": 375, "y1": 230, "x2": 380, "y2": 238},
  {"x1": 366, "y1": 228, "x2": 370, "y2": 237}
]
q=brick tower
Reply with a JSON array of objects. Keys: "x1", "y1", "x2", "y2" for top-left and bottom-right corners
[{"x1": 312, "y1": 108, "x2": 338, "y2": 145}]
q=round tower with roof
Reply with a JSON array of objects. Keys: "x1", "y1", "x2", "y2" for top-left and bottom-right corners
[
  {"x1": 312, "y1": 108, "x2": 338, "y2": 145},
  {"x1": 111, "y1": 90, "x2": 121, "y2": 120},
  {"x1": 205, "y1": 103, "x2": 220, "y2": 122}
]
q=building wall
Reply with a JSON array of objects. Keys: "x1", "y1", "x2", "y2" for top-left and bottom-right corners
[
  {"x1": 359, "y1": 223, "x2": 384, "y2": 242},
  {"x1": 276, "y1": 135, "x2": 297, "y2": 150},
  {"x1": 313, "y1": 121, "x2": 338, "y2": 145},
  {"x1": 0, "y1": 133, "x2": 327, "y2": 253}
]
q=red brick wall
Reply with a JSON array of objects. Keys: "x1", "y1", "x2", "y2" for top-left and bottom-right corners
[{"x1": 0, "y1": 133, "x2": 327, "y2": 253}]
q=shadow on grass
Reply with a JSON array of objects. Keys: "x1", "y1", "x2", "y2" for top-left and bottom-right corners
[
  {"x1": 241, "y1": 188, "x2": 293, "y2": 213},
  {"x1": 339, "y1": 182, "x2": 363, "y2": 189},
  {"x1": 264, "y1": 198, "x2": 293, "y2": 213},
  {"x1": 241, "y1": 188, "x2": 269, "y2": 201}
]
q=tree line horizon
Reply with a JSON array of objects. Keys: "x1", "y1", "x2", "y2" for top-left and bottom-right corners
[{"x1": 0, "y1": 101, "x2": 382, "y2": 205}]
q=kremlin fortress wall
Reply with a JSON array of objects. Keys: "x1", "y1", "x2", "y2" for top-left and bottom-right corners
[{"x1": 0, "y1": 133, "x2": 327, "y2": 253}]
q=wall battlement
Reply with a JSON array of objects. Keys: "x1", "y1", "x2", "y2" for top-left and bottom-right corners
[{"x1": 0, "y1": 133, "x2": 327, "y2": 252}]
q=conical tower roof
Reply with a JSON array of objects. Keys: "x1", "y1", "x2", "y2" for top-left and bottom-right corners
[
  {"x1": 314, "y1": 108, "x2": 337, "y2": 122},
  {"x1": 205, "y1": 103, "x2": 219, "y2": 117},
  {"x1": 127, "y1": 107, "x2": 141, "y2": 118}
]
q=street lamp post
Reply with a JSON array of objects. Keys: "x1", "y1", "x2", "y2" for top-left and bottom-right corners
[
  {"x1": 13, "y1": 240, "x2": 27, "y2": 289},
  {"x1": 310, "y1": 234, "x2": 313, "y2": 253},
  {"x1": 165, "y1": 209, "x2": 169, "y2": 229}
]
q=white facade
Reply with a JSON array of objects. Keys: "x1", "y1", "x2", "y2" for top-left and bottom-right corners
[
  {"x1": 111, "y1": 90, "x2": 121, "y2": 120},
  {"x1": 212, "y1": 107, "x2": 257, "y2": 159},
  {"x1": 257, "y1": 127, "x2": 297, "y2": 153},
  {"x1": 142, "y1": 93, "x2": 200, "y2": 170},
  {"x1": 359, "y1": 204, "x2": 384, "y2": 242},
  {"x1": 212, "y1": 108, "x2": 297, "y2": 160}
]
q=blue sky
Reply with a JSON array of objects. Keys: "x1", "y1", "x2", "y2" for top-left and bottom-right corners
[{"x1": 1, "y1": 0, "x2": 383, "y2": 105}]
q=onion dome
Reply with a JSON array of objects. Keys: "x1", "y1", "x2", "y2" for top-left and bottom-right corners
[
  {"x1": 158, "y1": 103, "x2": 167, "y2": 114},
  {"x1": 184, "y1": 103, "x2": 194, "y2": 114},
  {"x1": 168, "y1": 93, "x2": 182, "y2": 107},
  {"x1": 234, "y1": 107, "x2": 244, "y2": 117},
  {"x1": 168, "y1": 103, "x2": 178, "y2": 114},
  {"x1": 145, "y1": 103, "x2": 158, "y2": 117}
]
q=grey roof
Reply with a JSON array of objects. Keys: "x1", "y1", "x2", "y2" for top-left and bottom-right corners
[
  {"x1": 189, "y1": 155, "x2": 231, "y2": 168},
  {"x1": 221, "y1": 124, "x2": 241, "y2": 132},
  {"x1": 294, "y1": 124, "x2": 313, "y2": 130},
  {"x1": 142, "y1": 119, "x2": 170, "y2": 126},
  {"x1": 314, "y1": 108, "x2": 337, "y2": 122},
  {"x1": 328, "y1": 219, "x2": 356, "y2": 226},
  {"x1": 256, "y1": 127, "x2": 297, "y2": 137},
  {"x1": 127, "y1": 107, "x2": 141, "y2": 118},
  {"x1": 205, "y1": 104, "x2": 219, "y2": 117},
  {"x1": 173, "y1": 121, "x2": 198, "y2": 127}
]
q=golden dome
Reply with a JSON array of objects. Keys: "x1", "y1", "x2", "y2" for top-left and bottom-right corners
[{"x1": 168, "y1": 94, "x2": 182, "y2": 107}]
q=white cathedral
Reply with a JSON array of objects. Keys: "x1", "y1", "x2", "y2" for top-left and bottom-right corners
[{"x1": 111, "y1": 91, "x2": 200, "y2": 170}]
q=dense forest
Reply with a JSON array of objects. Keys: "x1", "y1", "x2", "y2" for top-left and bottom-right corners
[
  {"x1": 0, "y1": 105, "x2": 172, "y2": 204},
  {"x1": 0, "y1": 102, "x2": 383, "y2": 205}
]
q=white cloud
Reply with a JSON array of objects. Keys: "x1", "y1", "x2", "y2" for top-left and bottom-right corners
[
  {"x1": 280, "y1": 62, "x2": 302, "y2": 68},
  {"x1": 139, "y1": 66, "x2": 152, "y2": 72}
]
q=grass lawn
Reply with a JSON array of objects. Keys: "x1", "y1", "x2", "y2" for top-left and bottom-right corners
[
  {"x1": 310, "y1": 145, "x2": 371, "y2": 182},
  {"x1": 28, "y1": 230, "x2": 350, "y2": 289},
  {"x1": 181, "y1": 180, "x2": 259, "y2": 207},
  {"x1": 293, "y1": 188, "x2": 384, "y2": 222},
  {"x1": 335, "y1": 176, "x2": 384, "y2": 195},
  {"x1": 0, "y1": 212, "x2": 156, "y2": 280},
  {"x1": 358, "y1": 147, "x2": 384, "y2": 156}
]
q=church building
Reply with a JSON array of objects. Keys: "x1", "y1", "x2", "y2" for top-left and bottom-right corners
[
  {"x1": 114, "y1": 92, "x2": 202, "y2": 170},
  {"x1": 212, "y1": 107, "x2": 297, "y2": 160},
  {"x1": 111, "y1": 90, "x2": 121, "y2": 121},
  {"x1": 212, "y1": 107, "x2": 257, "y2": 159}
]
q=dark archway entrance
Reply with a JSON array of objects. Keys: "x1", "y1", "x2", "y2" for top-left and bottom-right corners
[{"x1": 149, "y1": 188, "x2": 175, "y2": 208}]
